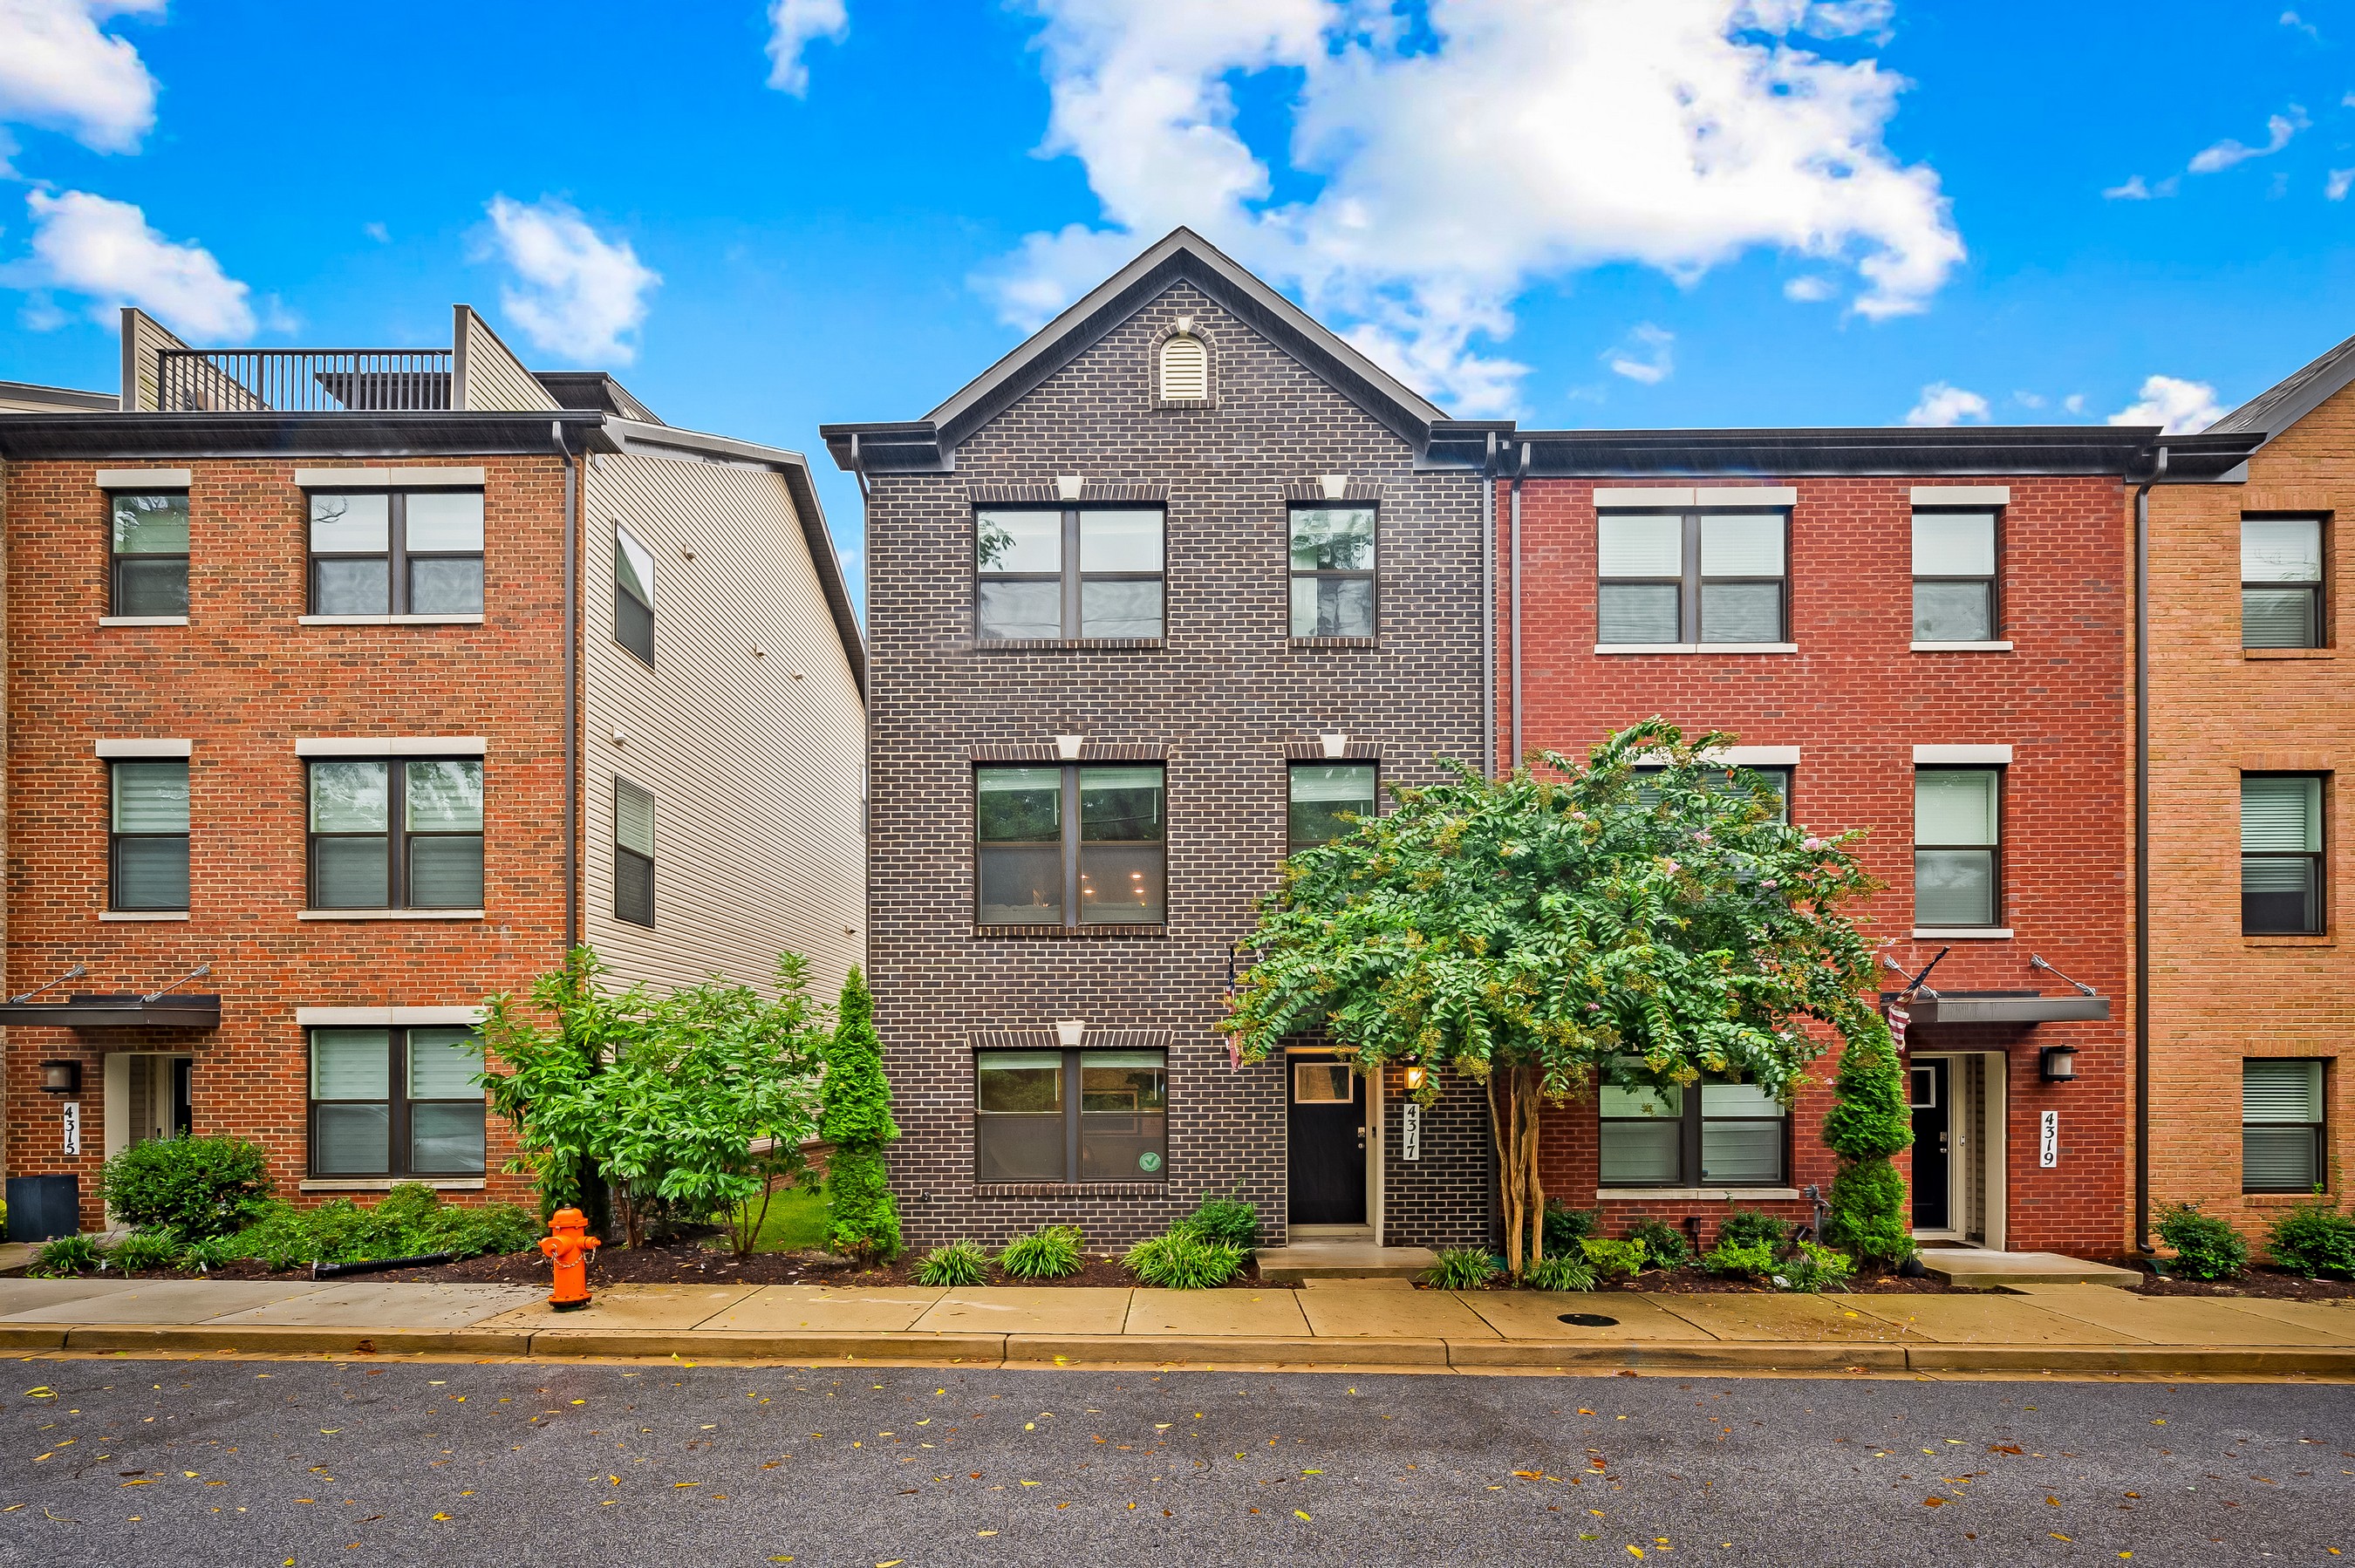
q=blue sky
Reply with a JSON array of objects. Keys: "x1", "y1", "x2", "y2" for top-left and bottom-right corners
[{"x1": 1, "y1": 1, "x2": 2350, "y2": 605}]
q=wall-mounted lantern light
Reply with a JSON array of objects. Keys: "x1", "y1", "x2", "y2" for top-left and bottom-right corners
[
  {"x1": 38, "y1": 1060, "x2": 81, "y2": 1095},
  {"x1": 1403, "y1": 1064, "x2": 1427, "y2": 1092},
  {"x1": 2038, "y1": 1044, "x2": 2079, "y2": 1083}
]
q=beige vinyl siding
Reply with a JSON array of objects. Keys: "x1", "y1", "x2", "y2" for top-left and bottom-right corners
[
  {"x1": 118, "y1": 307, "x2": 259, "y2": 412},
  {"x1": 579, "y1": 450, "x2": 864, "y2": 1002},
  {"x1": 454, "y1": 307, "x2": 559, "y2": 412}
]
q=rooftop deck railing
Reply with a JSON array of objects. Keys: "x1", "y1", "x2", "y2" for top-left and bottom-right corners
[{"x1": 154, "y1": 349, "x2": 454, "y2": 412}]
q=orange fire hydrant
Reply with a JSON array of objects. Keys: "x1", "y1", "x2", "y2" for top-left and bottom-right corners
[{"x1": 539, "y1": 1207, "x2": 600, "y2": 1312}]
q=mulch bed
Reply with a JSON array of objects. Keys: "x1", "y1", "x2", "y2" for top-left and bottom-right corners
[{"x1": 2131, "y1": 1265, "x2": 2355, "y2": 1300}]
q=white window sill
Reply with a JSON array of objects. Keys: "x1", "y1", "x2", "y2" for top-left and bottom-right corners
[
  {"x1": 1593, "y1": 643, "x2": 1798, "y2": 656},
  {"x1": 1913, "y1": 927, "x2": 2012, "y2": 940},
  {"x1": 297, "y1": 615, "x2": 486, "y2": 626},
  {"x1": 1912, "y1": 641, "x2": 2013, "y2": 652},
  {"x1": 298, "y1": 908, "x2": 485, "y2": 921},
  {"x1": 98, "y1": 616, "x2": 188, "y2": 627},
  {"x1": 298, "y1": 1177, "x2": 486, "y2": 1193},
  {"x1": 1594, "y1": 1187, "x2": 1803, "y2": 1202},
  {"x1": 100, "y1": 910, "x2": 189, "y2": 922}
]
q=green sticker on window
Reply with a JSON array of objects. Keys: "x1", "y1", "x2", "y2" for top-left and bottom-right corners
[{"x1": 1138, "y1": 1151, "x2": 1163, "y2": 1173}]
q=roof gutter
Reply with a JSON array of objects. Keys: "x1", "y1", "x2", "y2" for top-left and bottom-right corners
[
  {"x1": 2133, "y1": 442, "x2": 2168, "y2": 1256},
  {"x1": 558, "y1": 420, "x2": 581, "y2": 956}
]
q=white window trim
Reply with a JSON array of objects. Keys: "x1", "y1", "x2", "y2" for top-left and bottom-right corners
[
  {"x1": 1911, "y1": 485, "x2": 2010, "y2": 506},
  {"x1": 297, "y1": 908, "x2": 484, "y2": 921},
  {"x1": 1914, "y1": 744, "x2": 2012, "y2": 764},
  {"x1": 1634, "y1": 746, "x2": 1800, "y2": 767},
  {"x1": 296, "y1": 736, "x2": 487, "y2": 756},
  {"x1": 298, "y1": 614, "x2": 486, "y2": 627},
  {"x1": 296, "y1": 1005, "x2": 485, "y2": 1026},
  {"x1": 1912, "y1": 641, "x2": 2014, "y2": 653},
  {"x1": 95, "y1": 467, "x2": 192, "y2": 489},
  {"x1": 100, "y1": 910, "x2": 189, "y2": 923},
  {"x1": 1593, "y1": 486, "x2": 1799, "y2": 509},
  {"x1": 1595, "y1": 643, "x2": 1799, "y2": 655},
  {"x1": 1593, "y1": 1186, "x2": 1803, "y2": 1202},
  {"x1": 294, "y1": 466, "x2": 485, "y2": 488},
  {"x1": 95, "y1": 738, "x2": 191, "y2": 758},
  {"x1": 99, "y1": 616, "x2": 189, "y2": 628},
  {"x1": 1913, "y1": 927, "x2": 2014, "y2": 940}
]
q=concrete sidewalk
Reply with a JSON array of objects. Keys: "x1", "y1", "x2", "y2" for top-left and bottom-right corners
[{"x1": 1, "y1": 1275, "x2": 2350, "y2": 1375}]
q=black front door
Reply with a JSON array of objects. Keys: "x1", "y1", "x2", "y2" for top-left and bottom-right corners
[
  {"x1": 1287, "y1": 1054, "x2": 1366, "y2": 1225},
  {"x1": 1909, "y1": 1058, "x2": 1950, "y2": 1229}
]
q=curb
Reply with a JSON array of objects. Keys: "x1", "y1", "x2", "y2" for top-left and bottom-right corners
[
  {"x1": 1006, "y1": 1335, "x2": 1450, "y2": 1367},
  {"x1": 526, "y1": 1329, "x2": 1008, "y2": 1362},
  {"x1": 63, "y1": 1325, "x2": 536, "y2": 1355},
  {"x1": 1444, "y1": 1340, "x2": 1908, "y2": 1372}
]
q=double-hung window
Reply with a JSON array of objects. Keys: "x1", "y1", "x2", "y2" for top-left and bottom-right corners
[
  {"x1": 1632, "y1": 764, "x2": 1791, "y2": 820},
  {"x1": 308, "y1": 758, "x2": 485, "y2": 910},
  {"x1": 1598, "y1": 1061, "x2": 1788, "y2": 1187},
  {"x1": 2242, "y1": 516, "x2": 2325, "y2": 649},
  {"x1": 308, "y1": 1026, "x2": 487, "y2": 1177},
  {"x1": 2242, "y1": 774, "x2": 2324, "y2": 935},
  {"x1": 110, "y1": 492, "x2": 188, "y2": 617},
  {"x1": 614, "y1": 775, "x2": 654, "y2": 927},
  {"x1": 974, "y1": 1048, "x2": 1168, "y2": 1182},
  {"x1": 1913, "y1": 510, "x2": 1999, "y2": 642},
  {"x1": 309, "y1": 490, "x2": 485, "y2": 617},
  {"x1": 1287, "y1": 763, "x2": 1378, "y2": 850},
  {"x1": 1598, "y1": 509, "x2": 1787, "y2": 644},
  {"x1": 975, "y1": 764, "x2": 1164, "y2": 927},
  {"x1": 1915, "y1": 767, "x2": 2001, "y2": 929},
  {"x1": 110, "y1": 760, "x2": 188, "y2": 911},
  {"x1": 975, "y1": 508, "x2": 1164, "y2": 641},
  {"x1": 614, "y1": 525, "x2": 655, "y2": 665},
  {"x1": 1289, "y1": 505, "x2": 1376, "y2": 637},
  {"x1": 2242, "y1": 1059, "x2": 2326, "y2": 1193}
]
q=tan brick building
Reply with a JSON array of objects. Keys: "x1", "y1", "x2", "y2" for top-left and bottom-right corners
[
  {"x1": 2145, "y1": 337, "x2": 2355, "y2": 1246},
  {"x1": 0, "y1": 308, "x2": 864, "y2": 1233}
]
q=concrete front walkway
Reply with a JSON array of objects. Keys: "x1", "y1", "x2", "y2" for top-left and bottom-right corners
[{"x1": 0, "y1": 1275, "x2": 2349, "y2": 1374}]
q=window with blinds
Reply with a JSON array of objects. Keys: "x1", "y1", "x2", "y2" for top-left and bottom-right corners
[
  {"x1": 1915, "y1": 767, "x2": 2001, "y2": 928},
  {"x1": 615, "y1": 775, "x2": 654, "y2": 928},
  {"x1": 1913, "y1": 510, "x2": 1998, "y2": 642},
  {"x1": 2242, "y1": 774, "x2": 2324, "y2": 935},
  {"x1": 308, "y1": 1026, "x2": 486, "y2": 1178},
  {"x1": 1158, "y1": 334, "x2": 1207, "y2": 401},
  {"x1": 1597, "y1": 510, "x2": 1788, "y2": 644},
  {"x1": 2242, "y1": 516, "x2": 2324, "y2": 650},
  {"x1": 110, "y1": 759, "x2": 189, "y2": 911},
  {"x1": 614, "y1": 525, "x2": 655, "y2": 665},
  {"x1": 2242, "y1": 1058, "x2": 2324, "y2": 1192}
]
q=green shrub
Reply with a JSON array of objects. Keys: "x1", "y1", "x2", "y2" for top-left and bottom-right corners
[
  {"x1": 997, "y1": 1224, "x2": 1085, "y2": 1279},
  {"x1": 1821, "y1": 1017, "x2": 1914, "y2": 1265},
  {"x1": 413, "y1": 1199, "x2": 541, "y2": 1260},
  {"x1": 97, "y1": 1135, "x2": 274, "y2": 1241},
  {"x1": 1774, "y1": 1240, "x2": 1855, "y2": 1294},
  {"x1": 181, "y1": 1231, "x2": 246, "y2": 1271},
  {"x1": 1716, "y1": 1209, "x2": 1790, "y2": 1251},
  {"x1": 1702, "y1": 1240, "x2": 1777, "y2": 1278},
  {"x1": 1580, "y1": 1237, "x2": 1648, "y2": 1279},
  {"x1": 1542, "y1": 1202, "x2": 1601, "y2": 1255},
  {"x1": 913, "y1": 1240, "x2": 990, "y2": 1287},
  {"x1": 1625, "y1": 1219, "x2": 1689, "y2": 1271},
  {"x1": 1421, "y1": 1247, "x2": 1502, "y2": 1290},
  {"x1": 2266, "y1": 1204, "x2": 2355, "y2": 1278},
  {"x1": 2157, "y1": 1203, "x2": 2248, "y2": 1280},
  {"x1": 1124, "y1": 1231, "x2": 1247, "y2": 1289},
  {"x1": 823, "y1": 967, "x2": 902, "y2": 1263},
  {"x1": 107, "y1": 1230, "x2": 188, "y2": 1272},
  {"x1": 1175, "y1": 1193, "x2": 1259, "y2": 1250},
  {"x1": 202, "y1": 1190, "x2": 540, "y2": 1270},
  {"x1": 1523, "y1": 1251, "x2": 1599, "y2": 1292},
  {"x1": 1826, "y1": 1159, "x2": 1916, "y2": 1267},
  {"x1": 27, "y1": 1234, "x2": 106, "y2": 1278}
]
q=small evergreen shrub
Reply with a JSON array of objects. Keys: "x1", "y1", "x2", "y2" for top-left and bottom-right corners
[
  {"x1": 2156, "y1": 1203, "x2": 2248, "y2": 1280},
  {"x1": 1124, "y1": 1231, "x2": 1247, "y2": 1290},
  {"x1": 1822, "y1": 1018, "x2": 1915, "y2": 1266},
  {"x1": 1625, "y1": 1219, "x2": 1689, "y2": 1271},
  {"x1": 1716, "y1": 1209, "x2": 1791, "y2": 1252},
  {"x1": 1523, "y1": 1251, "x2": 1599, "y2": 1292},
  {"x1": 98, "y1": 1135, "x2": 274, "y2": 1241},
  {"x1": 1702, "y1": 1240, "x2": 1777, "y2": 1278},
  {"x1": 2266, "y1": 1204, "x2": 2355, "y2": 1278},
  {"x1": 1542, "y1": 1202, "x2": 1601, "y2": 1255},
  {"x1": 1175, "y1": 1193, "x2": 1259, "y2": 1250},
  {"x1": 913, "y1": 1240, "x2": 990, "y2": 1287},
  {"x1": 107, "y1": 1230, "x2": 188, "y2": 1273},
  {"x1": 1422, "y1": 1247, "x2": 1502, "y2": 1290},
  {"x1": 997, "y1": 1224, "x2": 1085, "y2": 1279},
  {"x1": 822, "y1": 967, "x2": 903, "y2": 1263},
  {"x1": 27, "y1": 1234, "x2": 105, "y2": 1278},
  {"x1": 1580, "y1": 1237, "x2": 1648, "y2": 1279},
  {"x1": 1773, "y1": 1240, "x2": 1855, "y2": 1294}
]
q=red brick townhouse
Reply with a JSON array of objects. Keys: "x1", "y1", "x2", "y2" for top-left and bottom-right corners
[
  {"x1": 1451, "y1": 424, "x2": 2252, "y2": 1258},
  {"x1": 0, "y1": 307, "x2": 865, "y2": 1233}
]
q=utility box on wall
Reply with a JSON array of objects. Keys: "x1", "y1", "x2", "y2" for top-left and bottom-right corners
[{"x1": 5, "y1": 1175, "x2": 80, "y2": 1242}]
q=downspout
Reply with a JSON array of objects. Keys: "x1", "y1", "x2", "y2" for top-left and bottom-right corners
[
  {"x1": 1509, "y1": 443, "x2": 1529, "y2": 768},
  {"x1": 1481, "y1": 433, "x2": 1497, "y2": 775},
  {"x1": 2133, "y1": 443, "x2": 2167, "y2": 1255},
  {"x1": 558, "y1": 420, "x2": 582, "y2": 954}
]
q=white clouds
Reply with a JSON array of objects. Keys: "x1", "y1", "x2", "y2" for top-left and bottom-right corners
[
  {"x1": 2329, "y1": 167, "x2": 2353, "y2": 201},
  {"x1": 1904, "y1": 381, "x2": 1990, "y2": 427},
  {"x1": 14, "y1": 187, "x2": 254, "y2": 338},
  {"x1": 986, "y1": 0, "x2": 1962, "y2": 414},
  {"x1": 2188, "y1": 109, "x2": 2304, "y2": 174},
  {"x1": 482, "y1": 195, "x2": 660, "y2": 365},
  {"x1": 2107, "y1": 373, "x2": 2222, "y2": 433},
  {"x1": 1604, "y1": 323, "x2": 1675, "y2": 385},
  {"x1": 2103, "y1": 174, "x2": 2177, "y2": 200},
  {"x1": 0, "y1": 0, "x2": 164, "y2": 157},
  {"x1": 2281, "y1": 10, "x2": 2320, "y2": 39},
  {"x1": 765, "y1": 0, "x2": 848, "y2": 95},
  {"x1": 2063, "y1": 393, "x2": 2085, "y2": 415}
]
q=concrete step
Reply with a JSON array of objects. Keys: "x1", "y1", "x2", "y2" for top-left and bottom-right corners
[
  {"x1": 1921, "y1": 1249, "x2": 2144, "y2": 1291},
  {"x1": 1256, "y1": 1244, "x2": 1437, "y2": 1284}
]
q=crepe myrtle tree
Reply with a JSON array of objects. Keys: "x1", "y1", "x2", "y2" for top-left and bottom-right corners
[{"x1": 1219, "y1": 719, "x2": 1896, "y2": 1278}]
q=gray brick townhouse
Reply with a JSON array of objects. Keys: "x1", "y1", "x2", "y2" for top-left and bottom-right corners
[{"x1": 823, "y1": 228, "x2": 1494, "y2": 1251}]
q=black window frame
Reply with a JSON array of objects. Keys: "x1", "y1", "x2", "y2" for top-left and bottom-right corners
[
  {"x1": 1597, "y1": 1068, "x2": 1791, "y2": 1189},
  {"x1": 1631, "y1": 762, "x2": 1792, "y2": 821},
  {"x1": 1596, "y1": 508, "x2": 1790, "y2": 645},
  {"x1": 974, "y1": 761, "x2": 1167, "y2": 929},
  {"x1": 108, "y1": 489, "x2": 190, "y2": 617},
  {"x1": 305, "y1": 1025, "x2": 488, "y2": 1179},
  {"x1": 107, "y1": 757, "x2": 189, "y2": 912},
  {"x1": 305, "y1": 756, "x2": 486, "y2": 911},
  {"x1": 1914, "y1": 764, "x2": 2003, "y2": 931},
  {"x1": 2242, "y1": 1057, "x2": 2327, "y2": 1194},
  {"x1": 614, "y1": 523, "x2": 655, "y2": 666},
  {"x1": 305, "y1": 488, "x2": 486, "y2": 617},
  {"x1": 974, "y1": 505, "x2": 1166, "y2": 643},
  {"x1": 973, "y1": 1046, "x2": 1169, "y2": 1184},
  {"x1": 1911, "y1": 507, "x2": 2003, "y2": 644},
  {"x1": 2242, "y1": 771, "x2": 2327, "y2": 937},
  {"x1": 614, "y1": 774, "x2": 654, "y2": 928},
  {"x1": 1287, "y1": 760, "x2": 1380, "y2": 851},
  {"x1": 2242, "y1": 514, "x2": 2327, "y2": 651},
  {"x1": 1288, "y1": 502, "x2": 1378, "y2": 639}
]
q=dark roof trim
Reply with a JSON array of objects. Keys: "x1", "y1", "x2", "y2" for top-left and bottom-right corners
[
  {"x1": 921, "y1": 227, "x2": 1447, "y2": 452},
  {"x1": 1433, "y1": 424, "x2": 2261, "y2": 481},
  {"x1": 533, "y1": 370, "x2": 663, "y2": 425},
  {"x1": 2209, "y1": 330, "x2": 2355, "y2": 443},
  {"x1": 0, "y1": 992, "x2": 221, "y2": 1030},
  {"x1": 0, "y1": 408, "x2": 609, "y2": 460},
  {"x1": 819, "y1": 419, "x2": 947, "y2": 475}
]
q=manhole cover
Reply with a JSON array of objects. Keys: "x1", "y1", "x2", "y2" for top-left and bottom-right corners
[{"x1": 1558, "y1": 1312, "x2": 1618, "y2": 1327}]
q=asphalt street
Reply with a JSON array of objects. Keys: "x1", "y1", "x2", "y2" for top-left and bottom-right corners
[{"x1": 0, "y1": 1358, "x2": 2347, "y2": 1567}]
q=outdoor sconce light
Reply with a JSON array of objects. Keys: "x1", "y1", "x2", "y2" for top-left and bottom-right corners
[
  {"x1": 1403, "y1": 1064, "x2": 1427, "y2": 1092},
  {"x1": 38, "y1": 1060, "x2": 81, "y2": 1095},
  {"x1": 2038, "y1": 1044, "x2": 2079, "y2": 1083}
]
